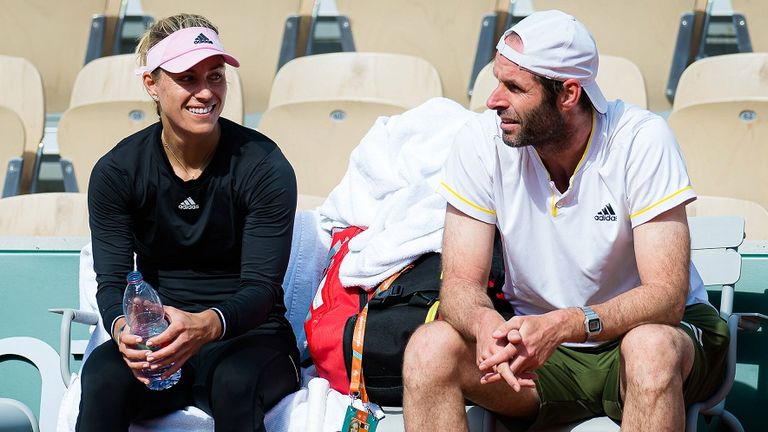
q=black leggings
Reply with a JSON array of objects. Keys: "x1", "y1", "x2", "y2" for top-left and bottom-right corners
[{"x1": 76, "y1": 331, "x2": 300, "y2": 432}]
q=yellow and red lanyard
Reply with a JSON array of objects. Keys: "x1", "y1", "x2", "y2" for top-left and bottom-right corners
[
  {"x1": 348, "y1": 268, "x2": 406, "y2": 403},
  {"x1": 348, "y1": 263, "x2": 442, "y2": 401}
]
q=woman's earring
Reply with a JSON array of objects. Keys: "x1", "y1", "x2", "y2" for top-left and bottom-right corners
[{"x1": 151, "y1": 95, "x2": 159, "y2": 101}]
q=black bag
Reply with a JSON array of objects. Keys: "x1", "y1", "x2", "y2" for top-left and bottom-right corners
[{"x1": 341, "y1": 233, "x2": 505, "y2": 406}]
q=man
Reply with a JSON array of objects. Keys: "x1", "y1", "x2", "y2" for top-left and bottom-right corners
[{"x1": 402, "y1": 10, "x2": 728, "y2": 431}]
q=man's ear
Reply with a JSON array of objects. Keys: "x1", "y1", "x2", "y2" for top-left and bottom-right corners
[{"x1": 560, "y1": 78, "x2": 582, "y2": 111}]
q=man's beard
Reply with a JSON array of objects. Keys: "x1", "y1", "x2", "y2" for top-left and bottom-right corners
[{"x1": 499, "y1": 99, "x2": 570, "y2": 152}]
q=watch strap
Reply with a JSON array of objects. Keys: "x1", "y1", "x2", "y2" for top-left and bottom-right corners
[{"x1": 580, "y1": 305, "x2": 602, "y2": 341}]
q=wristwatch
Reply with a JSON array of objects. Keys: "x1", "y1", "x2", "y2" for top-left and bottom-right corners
[{"x1": 580, "y1": 306, "x2": 602, "y2": 342}]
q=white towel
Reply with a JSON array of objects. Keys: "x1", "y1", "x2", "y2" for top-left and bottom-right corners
[
  {"x1": 264, "y1": 369, "x2": 383, "y2": 432},
  {"x1": 131, "y1": 407, "x2": 214, "y2": 431},
  {"x1": 319, "y1": 97, "x2": 476, "y2": 288}
]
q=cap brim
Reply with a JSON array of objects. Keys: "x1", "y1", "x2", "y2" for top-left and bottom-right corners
[
  {"x1": 160, "y1": 50, "x2": 240, "y2": 73},
  {"x1": 582, "y1": 81, "x2": 607, "y2": 114}
]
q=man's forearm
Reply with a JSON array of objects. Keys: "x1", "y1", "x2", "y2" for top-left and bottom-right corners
[
  {"x1": 440, "y1": 278, "x2": 504, "y2": 342},
  {"x1": 587, "y1": 281, "x2": 687, "y2": 342}
]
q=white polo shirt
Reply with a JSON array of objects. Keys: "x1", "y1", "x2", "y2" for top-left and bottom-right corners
[{"x1": 439, "y1": 101, "x2": 708, "y2": 317}]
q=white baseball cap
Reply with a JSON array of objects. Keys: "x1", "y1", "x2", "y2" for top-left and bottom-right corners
[{"x1": 496, "y1": 10, "x2": 607, "y2": 113}]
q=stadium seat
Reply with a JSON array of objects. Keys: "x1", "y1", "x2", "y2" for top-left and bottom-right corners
[
  {"x1": 531, "y1": 0, "x2": 707, "y2": 112},
  {"x1": 671, "y1": 101, "x2": 768, "y2": 211},
  {"x1": 469, "y1": 54, "x2": 647, "y2": 112},
  {"x1": 67, "y1": 54, "x2": 148, "y2": 107},
  {"x1": 672, "y1": 52, "x2": 768, "y2": 111},
  {"x1": 688, "y1": 196, "x2": 768, "y2": 241},
  {"x1": 668, "y1": 53, "x2": 768, "y2": 210},
  {"x1": 0, "y1": 192, "x2": 89, "y2": 237},
  {"x1": 268, "y1": 52, "x2": 442, "y2": 110},
  {"x1": 731, "y1": 0, "x2": 768, "y2": 53},
  {"x1": 0, "y1": 397, "x2": 36, "y2": 432},
  {"x1": 259, "y1": 100, "x2": 406, "y2": 197},
  {"x1": 0, "y1": 337, "x2": 68, "y2": 432},
  {"x1": 57, "y1": 101, "x2": 157, "y2": 193},
  {"x1": 262, "y1": 52, "x2": 443, "y2": 197},
  {"x1": 57, "y1": 54, "x2": 243, "y2": 192},
  {"x1": 140, "y1": 0, "x2": 313, "y2": 114},
  {"x1": 0, "y1": 0, "x2": 111, "y2": 113},
  {"x1": 0, "y1": 107, "x2": 26, "y2": 197},
  {"x1": 0, "y1": 55, "x2": 45, "y2": 195},
  {"x1": 593, "y1": 55, "x2": 648, "y2": 109},
  {"x1": 334, "y1": 0, "x2": 511, "y2": 107},
  {"x1": 468, "y1": 62, "x2": 496, "y2": 113}
]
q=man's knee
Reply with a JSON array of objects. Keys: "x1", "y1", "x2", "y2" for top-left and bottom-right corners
[
  {"x1": 621, "y1": 324, "x2": 693, "y2": 390},
  {"x1": 403, "y1": 321, "x2": 467, "y2": 385}
]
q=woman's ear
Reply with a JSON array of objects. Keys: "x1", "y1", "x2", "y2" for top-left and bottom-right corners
[{"x1": 143, "y1": 72, "x2": 159, "y2": 101}]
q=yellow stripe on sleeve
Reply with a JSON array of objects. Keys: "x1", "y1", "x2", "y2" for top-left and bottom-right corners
[
  {"x1": 630, "y1": 186, "x2": 693, "y2": 219},
  {"x1": 440, "y1": 182, "x2": 496, "y2": 215}
]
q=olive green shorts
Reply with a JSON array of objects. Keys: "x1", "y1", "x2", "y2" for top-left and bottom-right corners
[{"x1": 505, "y1": 303, "x2": 730, "y2": 428}]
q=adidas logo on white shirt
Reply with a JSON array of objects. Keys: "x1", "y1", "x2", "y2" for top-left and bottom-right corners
[
  {"x1": 594, "y1": 203, "x2": 617, "y2": 221},
  {"x1": 178, "y1": 197, "x2": 200, "y2": 210}
]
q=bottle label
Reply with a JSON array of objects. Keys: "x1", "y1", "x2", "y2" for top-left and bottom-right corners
[{"x1": 133, "y1": 320, "x2": 168, "y2": 351}]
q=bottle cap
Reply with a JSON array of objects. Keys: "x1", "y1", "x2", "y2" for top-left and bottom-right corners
[{"x1": 126, "y1": 271, "x2": 143, "y2": 283}]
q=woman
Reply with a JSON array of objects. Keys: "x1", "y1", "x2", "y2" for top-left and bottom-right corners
[{"x1": 77, "y1": 14, "x2": 299, "y2": 431}]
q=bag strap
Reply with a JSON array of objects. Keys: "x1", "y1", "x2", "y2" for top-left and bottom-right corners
[
  {"x1": 425, "y1": 300, "x2": 441, "y2": 323},
  {"x1": 349, "y1": 264, "x2": 413, "y2": 403}
]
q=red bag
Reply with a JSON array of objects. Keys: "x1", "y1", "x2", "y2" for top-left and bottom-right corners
[
  {"x1": 305, "y1": 226, "x2": 506, "y2": 399},
  {"x1": 304, "y1": 226, "x2": 370, "y2": 393}
]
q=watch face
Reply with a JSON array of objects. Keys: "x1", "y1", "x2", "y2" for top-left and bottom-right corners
[{"x1": 588, "y1": 319, "x2": 602, "y2": 333}]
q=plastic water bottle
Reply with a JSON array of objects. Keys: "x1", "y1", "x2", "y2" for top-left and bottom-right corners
[{"x1": 122, "y1": 271, "x2": 181, "y2": 390}]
